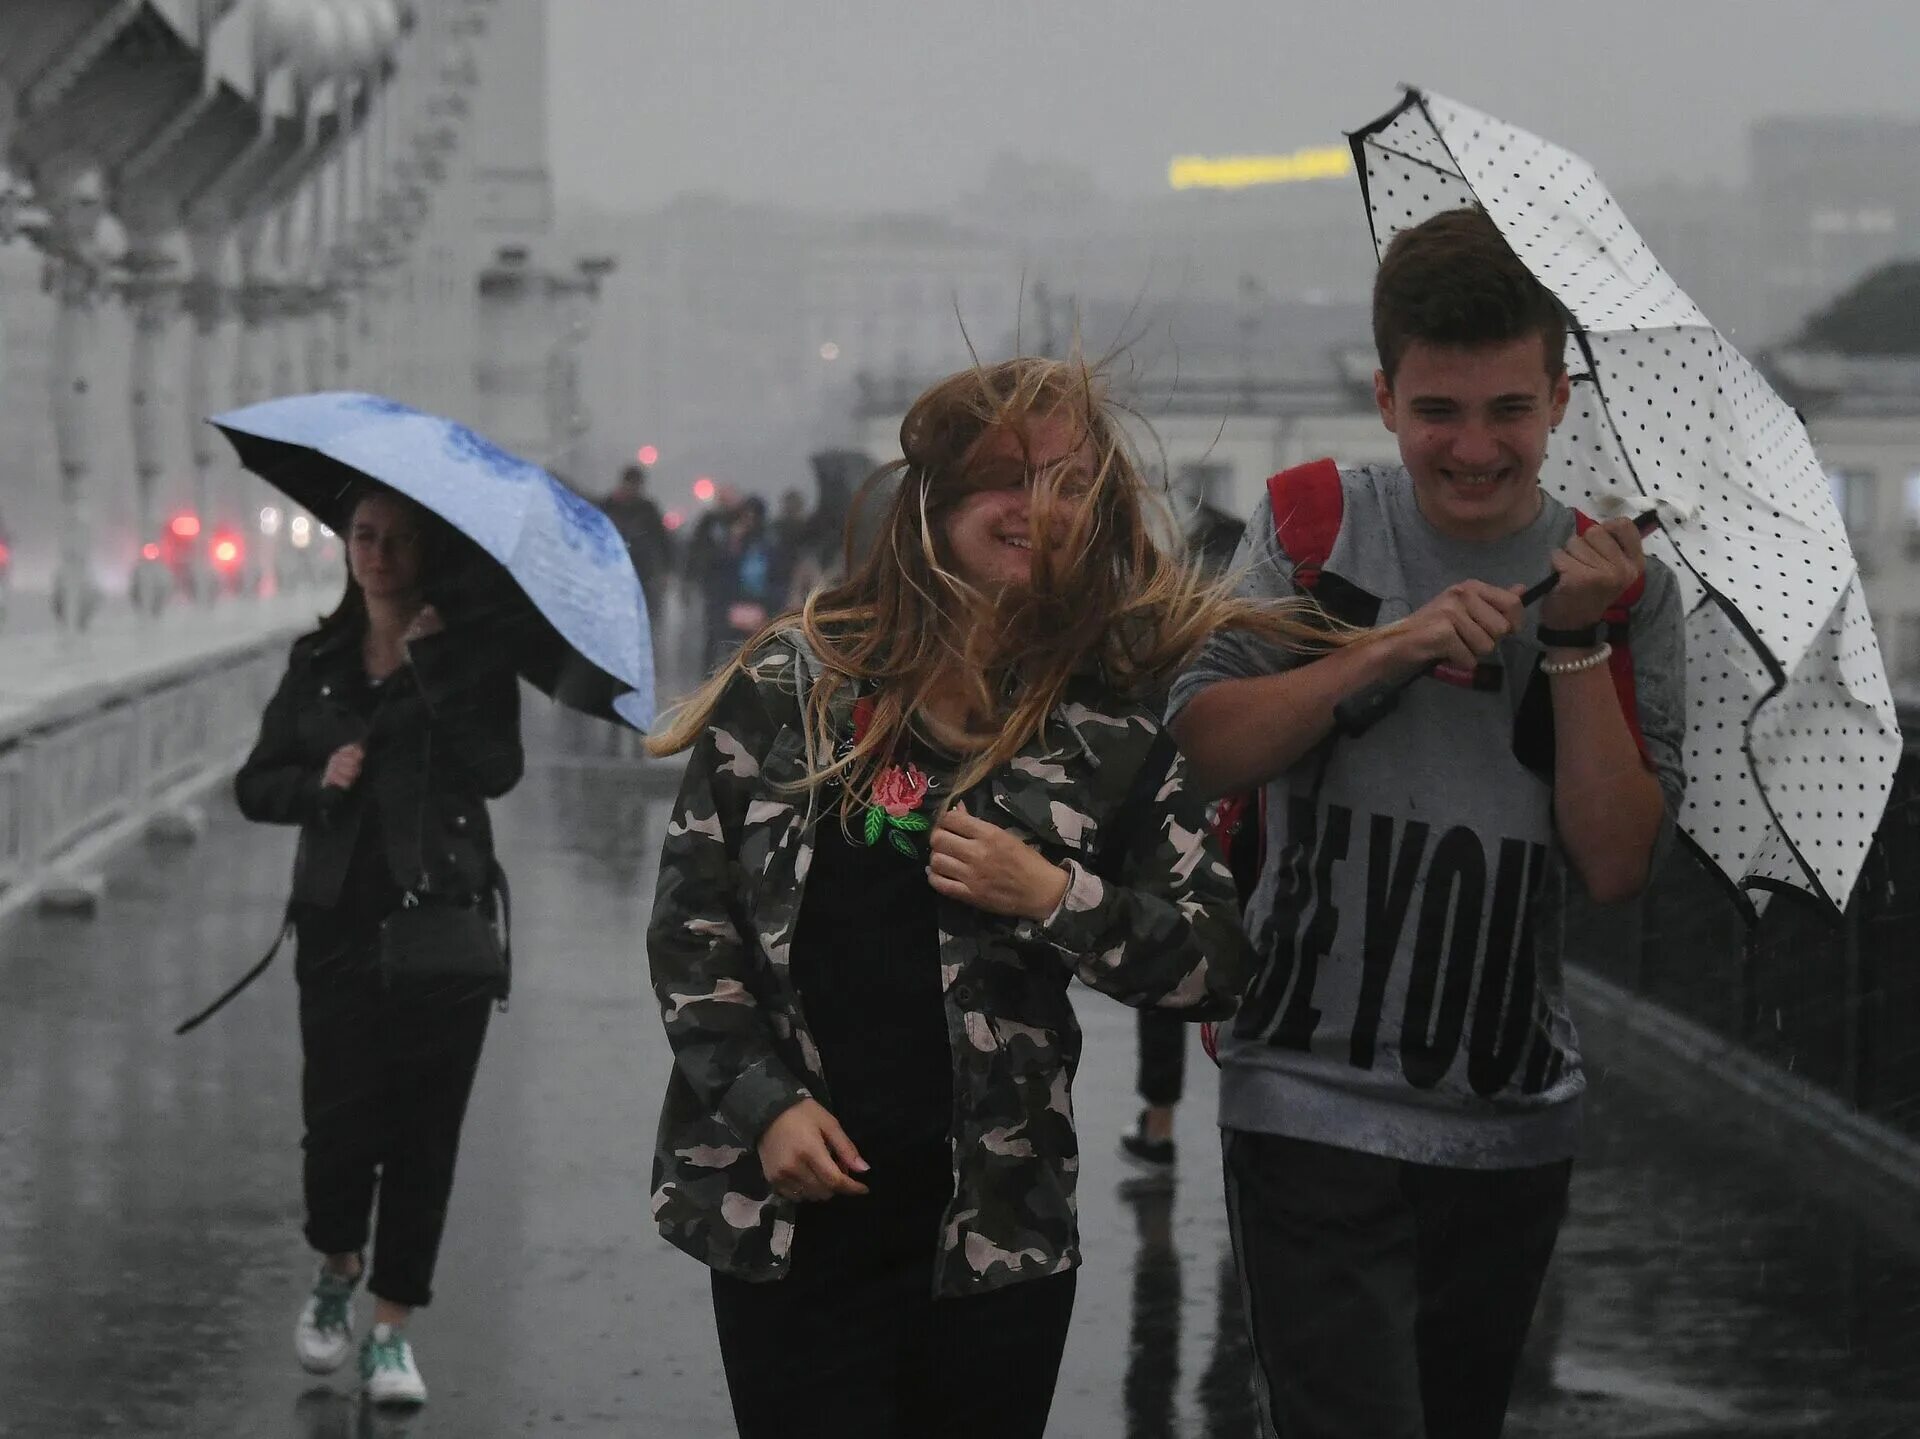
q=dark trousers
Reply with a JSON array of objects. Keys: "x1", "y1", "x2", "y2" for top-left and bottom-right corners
[
  {"x1": 296, "y1": 917, "x2": 492, "y2": 1309},
  {"x1": 708, "y1": 1148, "x2": 1076, "y2": 1438},
  {"x1": 1223, "y1": 1130, "x2": 1571, "y2": 1439},
  {"x1": 1136, "y1": 1008, "x2": 1188, "y2": 1107}
]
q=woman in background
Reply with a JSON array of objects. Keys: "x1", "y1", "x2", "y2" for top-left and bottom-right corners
[{"x1": 236, "y1": 483, "x2": 521, "y2": 1408}]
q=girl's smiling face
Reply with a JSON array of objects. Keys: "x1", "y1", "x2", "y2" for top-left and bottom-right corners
[{"x1": 943, "y1": 414, "x2": 1096, "y2": 591}]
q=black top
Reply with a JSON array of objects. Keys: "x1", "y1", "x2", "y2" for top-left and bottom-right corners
[
  {"x1": 789, "y1": 767, "x2": 952, "y2": 1168},
  {"x1": 235, "y1": 621, "x2": 522, "y2": 912},
  {"x1": 334, "y1": 666, "x2": 405, "y2": 928}
]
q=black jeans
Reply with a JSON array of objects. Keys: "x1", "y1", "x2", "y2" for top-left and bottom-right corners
[
  {"x1": 1223, "y1": 1129, "x2": 1571, "y2": 1439},
  {"x1": 1136, "y1": 1008, "x2": 1188, "y2": 1108},
  {"x1": 296, "y1": 914, "x2": 492, "y2": 1309},
  {"x1": 709, "y1": 1146, "x2": 1077, "y2": 1439}
]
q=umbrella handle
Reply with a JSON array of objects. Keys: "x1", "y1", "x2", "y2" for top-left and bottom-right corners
[{"x1": 1331, "y1": 510, "x2": 1660, "y2": 739}]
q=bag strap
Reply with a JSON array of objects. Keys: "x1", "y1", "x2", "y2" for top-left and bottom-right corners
[
  {"x1": 174, "y1": 905, "x2": 294, "y2": 1035},
  {"x1": 1091, "y1": 728, "x2": 1180, "y2": 883},
  {"x1": 409, "y1": 722, "x2": 432, "y2": 899},
  {"x1": 1567, "y1": 507, "x2": 1649, "y2": 760},
  {"x1": 1265, "y1": 459, "x2": 1344, "y2": 586},
  {"x1": 490, "y1": 857, "x2": 513, "y2": 1009},
  {"x1": 1571, "y1": 508, "x2": 1647, "y2": 611}
]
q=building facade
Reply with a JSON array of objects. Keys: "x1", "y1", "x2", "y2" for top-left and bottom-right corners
[
  {"x1": 565, "y1": 199, "x2": 1024, "y2": 515},
  {"x1": 1749, "y1": 116, "x2": 1920, "y2": 346}
]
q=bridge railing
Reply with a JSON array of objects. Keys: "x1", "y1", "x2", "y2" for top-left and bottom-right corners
[
  {"x1": 0, "y1": 620, "x2": 300, "y2": 917},
  {"x1": 1566, "y1": 719, "x2": 1920, "y2": 1191}
]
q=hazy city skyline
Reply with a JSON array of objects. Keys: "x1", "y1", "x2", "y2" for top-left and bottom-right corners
[{"x1": 549, "y1": 0, "x2": 1920, "y2": 216}]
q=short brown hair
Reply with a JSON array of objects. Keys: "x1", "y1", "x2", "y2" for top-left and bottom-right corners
[{"x1": 1372, "y1": 207, "x2": 1566, "y2": 384}]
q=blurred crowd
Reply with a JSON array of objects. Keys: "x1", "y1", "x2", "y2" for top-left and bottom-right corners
[{"x1": 592, "y1": 455, "x2": 874, "y2": 681}]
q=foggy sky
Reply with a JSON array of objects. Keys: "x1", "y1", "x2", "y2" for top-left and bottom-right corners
[{"x1": 547, "y1": 0, "x2": 1918, "y2": 215}]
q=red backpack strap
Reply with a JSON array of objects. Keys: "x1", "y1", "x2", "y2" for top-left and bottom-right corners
[
  {"x1": 1265, "y1": 459, "x2": 1343, "y2": 587},
  {"x1": 1570, "y1": 508, "x2": 1648, "y2": 760}
]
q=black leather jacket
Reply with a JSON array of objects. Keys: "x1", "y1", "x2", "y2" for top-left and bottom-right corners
[{"x1": 235, "y1": 621, "x2": 523, "y2": 910}]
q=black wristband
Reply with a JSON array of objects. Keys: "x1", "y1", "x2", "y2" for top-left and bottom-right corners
[{"x1": 1536, "y1": 623, "x2": 1603, "y2": 648}]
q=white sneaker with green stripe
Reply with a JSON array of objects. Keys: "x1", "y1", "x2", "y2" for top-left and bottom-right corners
[
  {"x1": 294, "y1": 1264, "x2": 358, "y2": 1374},
  {"x1": 360, "y1": 1322, "x2": 428, "y2": 1406}
]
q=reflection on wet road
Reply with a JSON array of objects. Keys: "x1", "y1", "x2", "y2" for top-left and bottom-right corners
[{"x1": 1, "y1": 730, "x2": 1916, "y2": 1436}]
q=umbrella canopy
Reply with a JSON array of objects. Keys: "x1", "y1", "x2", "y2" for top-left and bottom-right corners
[
  {"x1": 212, "y1": 392, "x2": 656, "y2": 729},
  {"x1": 1347, "y1": 88, "x2": 1900, "y2": 919}
]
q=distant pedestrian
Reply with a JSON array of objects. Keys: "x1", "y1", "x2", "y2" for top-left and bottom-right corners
[
  {"x1": 700, "y1": 495, "x2": 773, "y2": 673},
  {"x1": 1118, "y1": 479, "x2": 1248, "y2": 1189},
  {"x1": 599, "y1": 462, "x2": 671, "y2": 630},
  {"x1": 644, "y1": 356, "x2": 1338, "y2": 1438},
  {"x1": 681, "y1": 504, "x2": 728, "y2": 672},
  {"x1": 233, "y1": 483, "x2": 522, "y2": 1409},
  {"x1": 769, "y1": 486, "x2": 811, "y2": 610},
  {"x1": 1186, "y1": 497, "x2": 1246, "y2": 572}
]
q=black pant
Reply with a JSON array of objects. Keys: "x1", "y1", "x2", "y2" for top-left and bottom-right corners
[
  {"x1": 708, "y1": 1147, "x2": 1076, "y2": 1438},
  {"x1": 1223, "y1": 1130, "x2": 1571, "y2": 1439},
  {"x1": 1136, "y1": 1008, "x2": 1188, "y2": 1107},
  {"x1": 296, "y1": 915, "x2": 492, "y2": 1309}
]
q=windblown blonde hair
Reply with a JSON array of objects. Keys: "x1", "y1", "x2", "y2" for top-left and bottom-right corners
[{"x1": 648, "y1": 356, "x2": 1354, "y2": 810}]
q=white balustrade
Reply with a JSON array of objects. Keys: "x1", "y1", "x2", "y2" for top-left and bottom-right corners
[{"x1": 0, "y1": 629, "x2": 295, "y2": 913}]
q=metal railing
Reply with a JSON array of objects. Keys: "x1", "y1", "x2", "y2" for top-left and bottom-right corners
[
  {"x1": 1570, "y1": 711, "x2": 1920, "y2": 1146},
  {"x1": 0, "y1": 635, "x2": 290, "y2": 909}
]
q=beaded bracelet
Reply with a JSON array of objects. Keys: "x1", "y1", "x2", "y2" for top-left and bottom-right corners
[{"x1": 1539, "y1": 642, "x2": 1613, "y2": 677}]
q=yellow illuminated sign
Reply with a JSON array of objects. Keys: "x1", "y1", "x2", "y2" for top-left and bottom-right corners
[{"x1": 1168, "y1": 146, "x2": 1354, "y2": 191}]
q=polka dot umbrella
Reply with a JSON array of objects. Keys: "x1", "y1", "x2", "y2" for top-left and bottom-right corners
[{"x1": 1347, "y1": 87, "x2": 1900, "y2": 920}]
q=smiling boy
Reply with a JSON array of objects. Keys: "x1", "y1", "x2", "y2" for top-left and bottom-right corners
[{"x1": 1170, "y1": 207, "x2": 1687, "y2": 1439}]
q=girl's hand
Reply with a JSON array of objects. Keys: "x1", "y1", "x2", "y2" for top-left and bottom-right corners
[
  {"x1": 758, "y1": 1099, "x2": 869, "y2": 1202},
  {"x1": 321, "y1": 742, "x2": 365, "y2": 790},
  {"x1": 928, "y1": 808, "x2": 1071, "y2": 922}
]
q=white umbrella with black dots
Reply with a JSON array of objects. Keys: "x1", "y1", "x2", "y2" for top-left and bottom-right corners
[{"x1": 1347, "y1": 86, "x2": 1900, "y2": 920}]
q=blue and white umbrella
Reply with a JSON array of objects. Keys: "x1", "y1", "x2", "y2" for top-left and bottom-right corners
[{"x1": 213, "y1": 391, "x2": 656, "y2": 729}]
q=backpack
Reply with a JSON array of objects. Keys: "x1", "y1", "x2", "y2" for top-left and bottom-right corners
[{"x1": 1199, "y1": 460, "x2": 1646, "y2": 1061}]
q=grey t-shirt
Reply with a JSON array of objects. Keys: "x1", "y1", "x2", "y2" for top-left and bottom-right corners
[{"x1": 1169, "y1": 464, "x2": 1686, "y2": 1169}]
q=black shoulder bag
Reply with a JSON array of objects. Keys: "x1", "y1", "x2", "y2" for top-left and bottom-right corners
[
  {"x1": 177, "y1": 673, "x2": 514, "y2": 1034},
  {"x1": 376, "y1": 727, "x2": 513, "y2": 1005}
]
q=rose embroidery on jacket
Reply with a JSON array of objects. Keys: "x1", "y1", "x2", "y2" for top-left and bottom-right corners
[
  {"x1": 850, "y1": 694, "x2": 934, "y2": 856},
  {"x1": 872, "y1": 763, "x2": 931, "y2": 816},
  {"x1": 865, "y1": 763, "x2": 932, "y2": 854}
]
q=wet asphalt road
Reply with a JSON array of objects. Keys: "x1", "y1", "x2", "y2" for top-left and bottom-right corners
[{"x1": 2, "y1": 729, "x2": 1918, "y2": 1437}]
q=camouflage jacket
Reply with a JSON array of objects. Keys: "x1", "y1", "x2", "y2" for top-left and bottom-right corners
[{"x1": 647, "y1": 631, "x2": 1252, "y2": 1297}]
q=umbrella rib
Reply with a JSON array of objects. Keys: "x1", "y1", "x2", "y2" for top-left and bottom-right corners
[
  {"x1": 1347, "y1": 128, "x2": 1383, "y2": 258},
  {"x1": 1737, "y1": 704, "x2": 1842, "y2": 914},
  {"x1": 1671, "y1": 829, "x2": 1760, "y2": 927},
  {"x1": 1358, "y1": 138, "x2": 1468, "y2": 190},
  {"x1": 1350, "y1": 132, "x2": 1476, "y2": 262},
  {"x1": 1346, "y1": 87, "x2": 1429, "y2": 257},
  {"x1": 1410, "y1": 90, "x2": 1476, "y2": 193}
]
